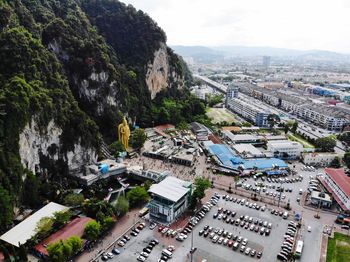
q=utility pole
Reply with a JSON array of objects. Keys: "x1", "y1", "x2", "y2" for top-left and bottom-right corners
[{"x1": 190, "y1": 216, "x2": 194, "y2": 262}]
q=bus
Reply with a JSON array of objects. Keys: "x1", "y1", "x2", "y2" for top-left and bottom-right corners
[
  {"x1": 295, "y1": 240, "x2": 304, "y2": 257},
  {"x1": 139, "y1": 207, "x2": 149, "y2": 217}
]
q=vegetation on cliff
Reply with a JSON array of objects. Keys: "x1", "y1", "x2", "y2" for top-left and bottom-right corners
[{"x1": 0, "y1": 0, "x2": 200, "y2": 230}]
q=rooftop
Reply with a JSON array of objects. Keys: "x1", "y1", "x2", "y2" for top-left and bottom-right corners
[
  {"x1": 148, "y1": 176, "x2": 192, "y2": 203},
  {"x1": 310, "y1": 191, "x2": 332, "y2": 202},
  {"x1": 0, "y1": 202, "x2": 68, "y2": 247},
  {"x1": 325, "y1": 168, "x2": 350, "y2": 197},
  {"x1": 232, "y1": 144, "x2": 263, "y2": 157},
  {"x1": 34, "y1": 217, "x2": 93, "y2": 256}
]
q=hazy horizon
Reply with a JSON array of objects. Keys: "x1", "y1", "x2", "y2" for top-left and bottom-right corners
[{"x1": 122, "y1": 0, "x2": 350, "y2": 54}]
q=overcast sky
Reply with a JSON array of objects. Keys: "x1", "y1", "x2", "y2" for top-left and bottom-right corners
[{"x1": 121, "y1": 0, "x2": 350, "y2": 53}]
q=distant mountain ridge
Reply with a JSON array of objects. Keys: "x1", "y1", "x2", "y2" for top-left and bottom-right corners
[{"x1": 172, "y1": 45, "x2": 350, "y2": 63}]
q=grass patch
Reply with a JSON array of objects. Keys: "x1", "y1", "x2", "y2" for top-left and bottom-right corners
[
  {"x1": 206, "y1": 108, "x2": 238, "y2": 124},
  {"x1": 288, "y1": 133, "x2": 315, "y2": 148},
  {"x1": 327, "y1": 232, "x2": 350, "y2": 262}
]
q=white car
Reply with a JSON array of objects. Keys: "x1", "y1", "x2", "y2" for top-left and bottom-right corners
[{"x1": 308, "y1": 226, "x2": 312, "y2": 232}]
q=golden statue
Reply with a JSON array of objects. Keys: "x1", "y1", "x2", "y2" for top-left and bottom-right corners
[{"x1": 118, "y1": 117, "x2": 130, "y2": 150}]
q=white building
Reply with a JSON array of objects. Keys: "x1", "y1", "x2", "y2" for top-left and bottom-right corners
[
  {"x1": 190, "y1": 85, "x2": 212, "y2": 100},
  {"x1": 302, "y1": 152, "x2": 341, "y2": 167},
  {"x1": 310, "y1": 191, "x2": 332, "y2": 208},
  {"x1": 226, "y1": 96, "x2": 270, "y2": 127},
  {"x1": 0, "y1": 202, "x2": 68, "y2": 247},
  {"x1": 267, "y1": 140, "x2": 303, "y2": 159},
  {"x1": 319, "y1": 168, "x2": 350, "y2": 211},
  {"x1": 232, "y1": 144, "x2": 265, "y2": 158},
  {"x1": 148, "y1": 176, "x2": 193, "y2": 223}
]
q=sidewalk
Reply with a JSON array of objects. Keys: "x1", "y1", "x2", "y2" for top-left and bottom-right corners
[{"x1": 76, "y1": 207, "x2": 141, "y2": 262}]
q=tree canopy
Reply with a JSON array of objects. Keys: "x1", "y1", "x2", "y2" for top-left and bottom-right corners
[
  {"x1": 190, "y1": 177, "x2": 211, "y2": 210},
  {"x1": 47, "y1": 236, "x2": 83, "y2": 262},
  {"x1": 127, "y1": 186, "x2": 149, "y2": 207},
  {"x1": 315, "y1": 136, "x2": 336, "y2": 152},
  {"x1": 130, "y1": 128, "x2": 147, "y2": 149},
  {"x1": 84, "y1": 220, "x2": 101, "y2": 241},
  {"x1": 114, "y1": 196, "x2": 129, "y2": 217}
]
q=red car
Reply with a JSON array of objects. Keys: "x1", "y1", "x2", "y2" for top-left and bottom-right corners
[
  {"x1": 228, "y1": 240, "x2": 234, "y2": 247},
  {"x1": 158, "y1": 226, "x2": 164, "y2": 232}
]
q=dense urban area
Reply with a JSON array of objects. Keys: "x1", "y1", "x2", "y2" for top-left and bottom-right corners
[{"x1": 1, "y1": 1, "x2": 350, "y2": 262}]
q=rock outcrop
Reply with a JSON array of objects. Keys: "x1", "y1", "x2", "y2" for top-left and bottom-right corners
[{"x1": 19, "y1": 119, "x2": 97, "y2": 175}]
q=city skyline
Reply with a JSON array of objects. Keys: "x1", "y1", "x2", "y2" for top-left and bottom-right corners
[{"x1": 122, "y1": 0, "x2": 350, "y2": 54}]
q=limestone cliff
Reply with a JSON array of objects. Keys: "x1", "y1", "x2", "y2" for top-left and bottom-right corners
[{"x1": 19, "y1": 119, "x2": 97, "y2": 175}]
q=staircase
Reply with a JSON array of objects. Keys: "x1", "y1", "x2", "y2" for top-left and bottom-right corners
[{"x1": 100, "y1": 141, "x2": 115, "y2": 160}]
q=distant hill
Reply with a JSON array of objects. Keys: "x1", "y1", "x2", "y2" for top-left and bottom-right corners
[{"x1": 171, "y1": 45, "x2": 350, "y2": 63}]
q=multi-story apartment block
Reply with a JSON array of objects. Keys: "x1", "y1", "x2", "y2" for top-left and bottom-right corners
[
  {"x1": 238, "y1": 84, "x2": 350, "y2": 131},
  {"x1": 226, "y1": 96, "x2": 270, "y2": 127}
]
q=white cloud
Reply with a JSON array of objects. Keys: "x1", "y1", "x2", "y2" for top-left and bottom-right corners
[{"x1": 121, "y1": 0, "x2": 350, "y2": 53}]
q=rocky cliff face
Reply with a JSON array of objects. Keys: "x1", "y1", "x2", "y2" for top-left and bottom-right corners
[
  {"x1": 146, "y1": 43, "x2": 169, "y2": 99},
  {"x1": 19, "y1": 119, "x2": 97, "y2": 175}
]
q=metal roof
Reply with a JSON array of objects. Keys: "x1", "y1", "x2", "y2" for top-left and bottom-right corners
[
  {"x1": 148, "y1": 176, "x2": 191, "y2": 203},
  {"x1": 0, "y1": 202, "x2": 68, "y2": 247}
]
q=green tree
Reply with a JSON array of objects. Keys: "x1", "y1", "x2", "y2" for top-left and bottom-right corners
[
  {"x1": 109, "y1": 141, "x2": 125, "y2": 158},
  {"x1": 242, "y1": 122, "x2": 252, "y2": 127},
  {"x1": 63, "y1": 193, "x2": 85, "y2": 207},
  {"x1": 315, "y1": 136, "x2": 336, "y2": 152},
  {"x1": 53, "y1": 211, "x2": 71, "y2": 228},
  {"x1": 0, "y1": 187, "x2": 13, "y2": 230},
  {"x1": 127, "y1": 186, "x2": 149, "y2": 207},
  {"x1": 207, "y1": 94, "x2": 224, "y2": 107},
  {"x1": 284, "y1": 124, "x2": 289, "y2": 134},
  {"x1": 267, "y1": 114, "x2": 280, "y2": 129},
  {"x1": 339, "y1": 132, "x2": 350, "y2": 145},
  {"x1": 177, "y1": 121, "x2": 189, "y2": 131},
  {"x1": 190, "y1": 178, "x2": 211, "y2": 210},
  {"x1": 83, "y1": 198, "x2": 114, "y2": 220},
  {"x1": 329, "y1": 157, "x2": 341, "y2": 168},
  {"x1": 101, "y1": 216, "x2": 115, "y2": 231},
  {"x1": 47, "y1": 241, "x2": 65, "y2": 262},
  {"x1": 114, "y1": 196, "x2": 129, "y2": 216},
  {"x1": 36, "y1": 217, "x2": 54, "y2": 237},
  {"x1": 22, "y1": 172, "x2": 41, "y2": 208},
  {"x1": 47, "y1": 236, "x2": 82, "y2": 262},
  {"x1": 84, "y1": 220, "x2": 101, "y2": 241},
  {"x1": 130, "y1": 128, "x2": 147, "y2": 149},
  {"x1": 66, "y1": 236, "x2": 83, "y2": 254},
  {"x1": 343, "y1": 152, "x2": 350, "y2": 168},
  {"x1": 291, "y1": 121, "x2": 298, "y2": 133}
]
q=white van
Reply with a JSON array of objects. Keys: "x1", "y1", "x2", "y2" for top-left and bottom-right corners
[
  {"x1": 299, "y1": 189, "x2": 303, "y2": 195},
  {"x1": 282, "y1": 212, "x2": 289, "y2": 219},
  {"x1": 162, "y1": 249, "x2": 172, "y2": 258}
]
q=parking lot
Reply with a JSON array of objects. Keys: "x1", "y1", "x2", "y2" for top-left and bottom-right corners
[{"x1": 101, "y1": 163, "x2": 325, "y2": 262}]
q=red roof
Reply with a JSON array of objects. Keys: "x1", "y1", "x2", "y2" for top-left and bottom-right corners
[
  {"x1": 319, "y1": 177, "x2": 347, "y2": 210},
  {"x1": 34, "y1": 217, "x2": 93, "y2": 256},
  {"x1": 208, "y1": 134, "x2": 223, "y2": 144},
  {"x1": 155, "y1": 124, "x2": 175, "y2": 131},
  {"x1": 325, "y1": 168, "x2": 350, "y2": 197}
]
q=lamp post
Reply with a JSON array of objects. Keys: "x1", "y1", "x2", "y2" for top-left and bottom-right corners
[
  {"x1": 277, "y1": 182, "x2": 283, "y2": 208},
  {"x1": 189, "y1": 216, "x2": 194, "y2": 262}
]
